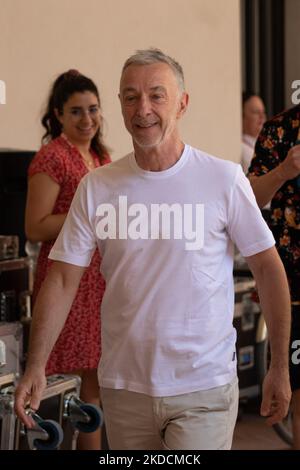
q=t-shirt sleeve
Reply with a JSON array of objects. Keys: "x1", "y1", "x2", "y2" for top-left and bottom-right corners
[
  {"x1": 28, "y1": 146, "x2": 66, "y2": 185},
  {"x1": 248, "y1": 123, "x2": 279, "y2": 177},
  {"x1": 227, "y1": 165, "x2": 275, "y2": 257},
  {"x1": 49, "y1": 177, "x2": 96, "y2": 267}
]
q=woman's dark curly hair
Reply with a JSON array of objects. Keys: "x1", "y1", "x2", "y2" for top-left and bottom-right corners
[{"x1": 41, "y1": 70, "x2": 108, "y2": 162}]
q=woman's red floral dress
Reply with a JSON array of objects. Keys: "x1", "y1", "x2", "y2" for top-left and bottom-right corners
[{"x1": 28, "y1": 135, "x2": 110, "y2": 375}]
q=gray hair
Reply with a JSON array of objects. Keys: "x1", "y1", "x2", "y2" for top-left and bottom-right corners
[{"x1": 122, "y1": 48, "x2": 185, "y2": 92}]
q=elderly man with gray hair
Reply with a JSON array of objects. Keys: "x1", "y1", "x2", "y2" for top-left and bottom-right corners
[{"x1": 15, "y1": 48, "x2": 291, "y2": 450}]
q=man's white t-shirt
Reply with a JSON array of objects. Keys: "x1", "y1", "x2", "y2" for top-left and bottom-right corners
[{"x1": 49, "y1": 144, "x2": 275, "y2": 396}]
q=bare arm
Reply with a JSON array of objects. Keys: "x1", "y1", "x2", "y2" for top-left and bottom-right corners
[
  {"x1": 245, "y1": 246, "x2": 291, "y2": 424},
  {"x1": 25, "y1": 173, "x2": 67, "y2": 242},
  {"x1": 14, "y1": 260, "x2": 86, "y2": 426},
  {"x1": 249, "y1": 143, "x2": 300, "y2": 208}
]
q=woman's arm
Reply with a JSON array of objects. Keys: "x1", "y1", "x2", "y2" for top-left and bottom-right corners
[
  {"x1": 249, "y1": 143, "x2": 300, "y2": 208},
  {"x1": 25, "y1": 173, "x2": 67, "y2": 242},
  {"x1": 248, "y1": 168, "x2": 286, "y2": 208}
]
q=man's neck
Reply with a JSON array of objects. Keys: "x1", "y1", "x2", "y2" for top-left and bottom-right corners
[{"x1": 133, "y1": 138, "x2": 185, "y2": 172}]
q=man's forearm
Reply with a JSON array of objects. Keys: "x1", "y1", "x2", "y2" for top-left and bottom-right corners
[
  {"x1": 26, "y1": 261, "x2": 84, "y2": 370},
  {"x1": 255, "y1": 256, "x2": 291, "y2": 369}
]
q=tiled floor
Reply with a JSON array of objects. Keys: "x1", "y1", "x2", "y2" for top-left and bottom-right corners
[{"x1": 232, "y1": 398, "x2": 291, "y2": 450}]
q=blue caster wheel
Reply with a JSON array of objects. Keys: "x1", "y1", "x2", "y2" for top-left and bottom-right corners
[
  {"x1": 33, "y1": 419, "x2": 64, "y2": 450},
  {"x1": 74, "y1": 404, "x2": 103, "y2": 433}
]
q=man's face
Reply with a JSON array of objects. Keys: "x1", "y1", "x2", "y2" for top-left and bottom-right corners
[
  {"x1": 242, "y1": 96, "x2": 266, "y2": 138},
  {"x1": 119, "y1": 62, "x2": 188, "y2": 150}
]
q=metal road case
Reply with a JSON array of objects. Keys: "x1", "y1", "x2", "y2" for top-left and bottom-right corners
[
  {"x1": 0, "y1": 257, "x2": 32, "y2": 322},
  {"x1": 233, "y1": 254, "x2": 294, "y2": 446},
  {"x1": 0, "y1": 322, "x2": 23, "y2": 377},
  {"x1": 15, "y1": 374, "x2": 82, "y2": 450},
  {"x1": 0, "y1": 235, "x2": 19, "y2": 261},
  {"x1": 0, "y1": 372, "x2": 17, "y2": 449},
  {"x1": 233, "y1": 276, "x2": 267, "y2": 400},
  {"x1": 1, "y1": 373, "x2": 103, "y2": 450}
]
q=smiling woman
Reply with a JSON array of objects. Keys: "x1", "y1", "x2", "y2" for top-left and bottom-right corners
[
  {"x1": 25, "y1": 70, "x2": 111, "y2": 450},
  {"x1": 54, "y1": 91, "x2": 102, "y2": 168}
]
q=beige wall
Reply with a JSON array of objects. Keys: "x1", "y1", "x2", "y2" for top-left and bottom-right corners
[
  {"x1": 285, "y1": 0, "x2": 300, "y2": 107},
  {"x1": 0, "y1": 0, "x2": 241, "y2": 162}
]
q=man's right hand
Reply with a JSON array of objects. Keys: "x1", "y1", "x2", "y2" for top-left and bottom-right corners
[{"x1": 14, "y1": 367, "x2": 47, "y2": 428}]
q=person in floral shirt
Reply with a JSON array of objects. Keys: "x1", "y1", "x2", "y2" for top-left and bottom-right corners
[{"x1": 248, "y1": 104, "x2": 300, "y2": 449}]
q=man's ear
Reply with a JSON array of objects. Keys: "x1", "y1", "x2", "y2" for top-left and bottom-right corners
[{"x1": 177, "y1": 92, "x2": 189, "y2": 118}]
